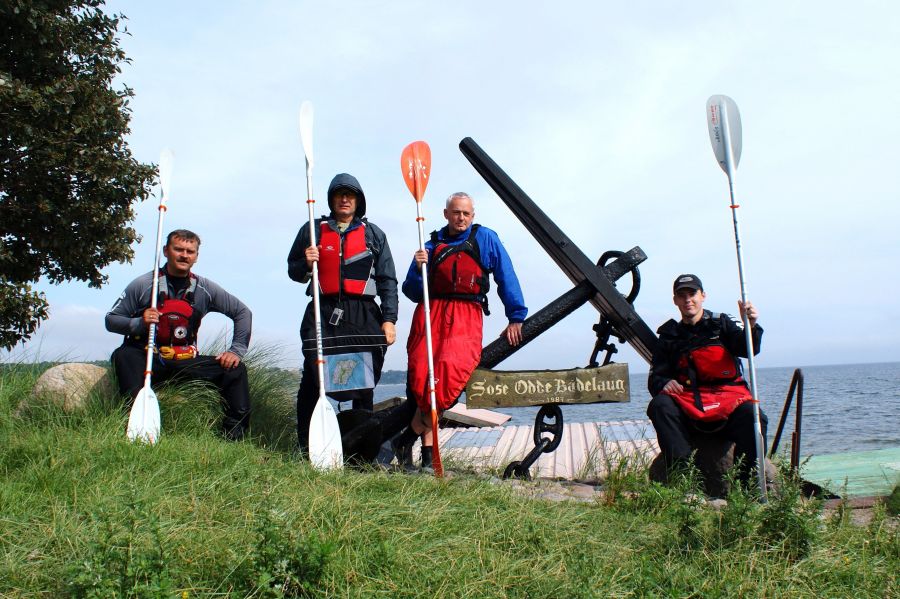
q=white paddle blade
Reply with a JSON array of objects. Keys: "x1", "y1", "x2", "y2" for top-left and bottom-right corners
[
  {"x1": 308, "y1": 397, "x2": 343, "y2": 470},
  {"x1": 299, "y1": 101, "x2": 314, "y2": 168},
  {"x1": 706, "y1": 95, "x2": 742, "y2": 173},
  {"x1": 127, "y1": 386, "x2": 161, "y2": 444},
  {"x1": 158, "y1": 148, "x2": 175, "y2": 202}
]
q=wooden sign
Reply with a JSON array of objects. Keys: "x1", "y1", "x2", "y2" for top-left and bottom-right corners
[{"x1": 465, "y1": 363, "x2": 630, "y2": 408}]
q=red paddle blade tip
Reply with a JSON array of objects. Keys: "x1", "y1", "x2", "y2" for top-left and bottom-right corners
[{"x1": 400, "y1": 141, "x2": 431, "y2": 201}]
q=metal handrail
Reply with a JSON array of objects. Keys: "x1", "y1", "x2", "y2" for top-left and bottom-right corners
[{"x1": 768, "y1": 368, "x2": 804, "y2": 471}]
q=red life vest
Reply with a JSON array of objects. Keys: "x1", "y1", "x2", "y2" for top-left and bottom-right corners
[
  {"x1": 670, "y1": 343, "x2": 750, "y2": 422},
  {"x1": 317, "y1": 222, "x2": 375, "y2": 297},
  {"x1": 429, "y1": 224, "x2": 491, "y2": 314},
  {"x1": 155, "y1": 273, "x2": 199, "y2": 347}
]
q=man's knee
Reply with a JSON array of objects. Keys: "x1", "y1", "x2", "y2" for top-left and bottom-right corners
[
  {"x1": 647, "y1": 393, "x2": 679, "y2": 420},
  {"x1": 730, "y1": 401, "x2": 767, "y2": 429},
  {"x1": 110, "y1": 346, "x2": 143, "y2": 397},
  {"x1": 223, "y1": 361, "x2": 248, "y2": 384}
]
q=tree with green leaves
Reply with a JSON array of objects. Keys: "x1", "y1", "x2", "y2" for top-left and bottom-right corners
[{"x1": 0, "y1": 0, "x2": 155, "y2": 350}]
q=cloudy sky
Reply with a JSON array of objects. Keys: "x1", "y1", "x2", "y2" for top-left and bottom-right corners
[{"x1": 6, "y1": 1, "x2": 899, "y2": 375}]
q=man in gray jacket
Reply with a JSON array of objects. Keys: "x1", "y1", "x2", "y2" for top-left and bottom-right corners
[{"x1": 106, "y1": 229, "x2": 252, "y2": 440}]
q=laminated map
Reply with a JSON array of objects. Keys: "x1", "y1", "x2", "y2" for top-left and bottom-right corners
[{"x1": 324, "y1": 352, "x2": 375, "y2": 392}]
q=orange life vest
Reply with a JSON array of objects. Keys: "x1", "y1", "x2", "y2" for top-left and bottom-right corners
[
  {"x1": 317, "y1": 222, "x2": 375, "y2": 297},
  {"x1": 671, "y1": 343, "x2": 750, "y2": 422},
  {"x1": 155, "y1": 273, "x2": 200, "y2": 347},
  {"x1": 429, "y1": 224, "x2": 490, "y2": 314}
]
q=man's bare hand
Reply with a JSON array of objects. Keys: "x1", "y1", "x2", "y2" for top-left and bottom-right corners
[
  {"x1": 217, "y1": 351, "x2": 241, "y2": 369},
  {"x1": 142, "y1": 308, "x2": 160, "y2": 326},
  {"x1": 502, "y1": 322, "x2": 523, "y2": 347},
  {"x1": 382, "y1": 322, "x2": 396, "y2": 345},
  {"x1": 305, "y1": 245, "x2": 320, "y2": 268},
  {"x1": 662, "y1": 379, "x2": 684, "y2": 395},
  {"x1": 738, "y1": 300, "x2": 758, "y2": 327}
]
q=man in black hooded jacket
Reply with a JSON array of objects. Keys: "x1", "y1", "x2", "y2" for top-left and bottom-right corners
[{"x1": 287, "y1": 173, "x2": 399, "y2": 455}]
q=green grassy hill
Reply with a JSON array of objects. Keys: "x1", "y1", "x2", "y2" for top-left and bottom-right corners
[{"x1": 0, "y1": 356, "x2": 896, "y2": 598}]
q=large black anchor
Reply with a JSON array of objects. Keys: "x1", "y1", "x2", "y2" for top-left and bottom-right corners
[{"x1": 459, "y1": 138, "x2": 658, "y2": 479}]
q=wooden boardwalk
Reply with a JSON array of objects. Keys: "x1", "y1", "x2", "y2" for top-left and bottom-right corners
[{"x1": 414, "y1": 420, "x2": 659, "y2": 480}]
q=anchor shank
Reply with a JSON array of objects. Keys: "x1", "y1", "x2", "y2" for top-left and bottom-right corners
[
  {"x1": 480, "y1": 247, "x2": 648, "y2": 368},
  {"x1": 480, "y1": 280, "x2": 593, "y2": 368},
  {"x1": 459, "y1": 137, "x2": 658, "y2": 362}
]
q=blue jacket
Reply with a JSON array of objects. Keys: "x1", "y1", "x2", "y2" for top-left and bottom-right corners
[{"x1": 402, "y1": 224, "x2": 527, "y2": 323}]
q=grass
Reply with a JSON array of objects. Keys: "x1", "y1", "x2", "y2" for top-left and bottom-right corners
[{"x1": 0, "y1": 357, "x2": 898, "y2": 598}]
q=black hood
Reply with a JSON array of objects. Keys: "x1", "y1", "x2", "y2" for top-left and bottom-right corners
[{"x1": 327, "y1": 173, "x2": 366, "y2": 218}]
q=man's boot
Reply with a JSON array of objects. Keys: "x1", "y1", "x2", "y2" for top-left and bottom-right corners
[
  {"x1": 420, "y1": 445, "x2": 433, "y2": 472},
  {"x1": 391, "y1": 426, "x2": 417, "y2": 470}
]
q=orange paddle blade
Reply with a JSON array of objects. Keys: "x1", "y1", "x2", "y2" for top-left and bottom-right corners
[{"x1": 400, "y1": 141, "x2": 431, "y2": 202}]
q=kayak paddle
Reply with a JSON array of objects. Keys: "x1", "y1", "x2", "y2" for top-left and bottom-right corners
[
  {"x1": 126, "y1": 148, "x2": 173, "y2": 444},
  {"x1": 299, "y1": 101, "x2": 343, "y2": 470},
  {"x1": 706, "y1": 94, "x2": 767, "y2": 501},
  {"x1": 401, "y1": 140, "x2": 444, "y2": 478}
]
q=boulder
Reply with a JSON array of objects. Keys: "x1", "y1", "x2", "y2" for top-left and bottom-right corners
[
  {"x1": 649, "y1": 436, "x2": 778, "y2": 497},
  {"x1": 27, "y1": 363, "x2": 113, "y2": 413}
]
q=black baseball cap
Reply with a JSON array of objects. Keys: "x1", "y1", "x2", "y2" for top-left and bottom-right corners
[{"x1": 673, "y1": 274, "x2": 703, "y2": 293}]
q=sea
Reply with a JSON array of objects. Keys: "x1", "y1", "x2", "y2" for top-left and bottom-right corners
[{"x1": 372, "y1": 362, "x2": 899, "y2": 459}]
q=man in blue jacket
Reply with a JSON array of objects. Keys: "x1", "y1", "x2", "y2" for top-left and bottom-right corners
[{"x1": 397, "y1": 192, "x2": 527, "y2": 468}]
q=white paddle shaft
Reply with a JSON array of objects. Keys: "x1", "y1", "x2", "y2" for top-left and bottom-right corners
[
  {"x1": 414, "y1": 200, "x2": 439, "y2": 418},
  {"x1": 718, "y1": 99, "x2": 767, "y2": 501}
]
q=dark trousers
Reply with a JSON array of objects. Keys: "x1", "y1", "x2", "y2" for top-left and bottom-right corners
[
  {"x1": 295, "y1": 348, "x2": 384, "y2": 452},
  {"x1": 647, "y1": 392, "x2": 767, "y2": 480},
  {"x1": 111, "y1": 344, "x2": 251, "y2": 440}
]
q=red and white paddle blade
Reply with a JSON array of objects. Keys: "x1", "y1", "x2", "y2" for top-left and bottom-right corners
[
  {"x1": 299, "y1": 101, "x2": 314, "y2": 168},
  {"x1": 308, "y1": 396, "x2": 343, "y2": 470},
  {"x1": 400, "y1": 141, "x2": 431, "y2": 201},
  {"x1": 127, "y1": 386, "x2": 161, "y2": 444},
  {"x1": 706, "y1": 95, "x2": 742, "y2": 174}
]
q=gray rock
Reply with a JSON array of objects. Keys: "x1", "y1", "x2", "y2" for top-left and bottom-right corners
[
  {"x1": 648, "y1": 435, "x2": 778, "y2": 497},
  {"x1": 27, "y1": 363, "x2": 113, "y2": 413}
]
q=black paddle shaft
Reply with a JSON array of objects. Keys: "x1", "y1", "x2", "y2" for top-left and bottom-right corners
[{"x1": 459, "y1": 137, "x2": 658, "y2": 363}]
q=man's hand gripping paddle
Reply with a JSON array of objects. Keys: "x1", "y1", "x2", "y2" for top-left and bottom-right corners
[
  {"x1": 299, "y1": 101, "x2": 343, "y2": 470},
  {"x1": 401, "y1": 141, "x2": 444, "y2": 478},
  {"x1": 706, "y1": 95, "x2": 767, "y2": 501},
  {"x1": 126, "y1": 148, "x2": 174, "y2": 444}
]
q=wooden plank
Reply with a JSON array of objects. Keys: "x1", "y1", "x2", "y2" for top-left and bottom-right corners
[
  {"x1": 407, "y1": 420, "x2": 660, "y2": 481},
  {"x1": 373, "y1": 396, "x2": 403, "y2": 412},
  {"x1": 372, "y1": 396, "x2": 510, "y2": 429},
  {"x1": 466, "y1": 364, "x2": 630, "y2": 408},
  {"x1": 444, "y1": 403, "x2": 511, "y2": 427}
]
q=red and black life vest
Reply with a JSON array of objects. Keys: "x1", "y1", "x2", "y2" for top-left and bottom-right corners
[
  {"x1": 669, "y1": 317, "x2": 750, "y2": 421},
  {"x1": 317, "y1": 222, "x2": 376, "y2": 297},
  {"x1": 155, "y1": 272, "x2": 200, "y2": 347},
  {"x1": 429, "y1": 224, "x2": 491, "y2": 314}
]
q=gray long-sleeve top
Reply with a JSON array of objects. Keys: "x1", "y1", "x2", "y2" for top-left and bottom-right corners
[{"x1": 105, "y1": 269, "x2": 253, "y2": 357}]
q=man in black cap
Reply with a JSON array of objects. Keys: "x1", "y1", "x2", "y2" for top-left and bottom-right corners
[
  {"x1": 646, "y1": 274, "x2": 766, "y2": 486},
  {"x1": 287, "y1": 173, "x2": 399, "y2": 456}
]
